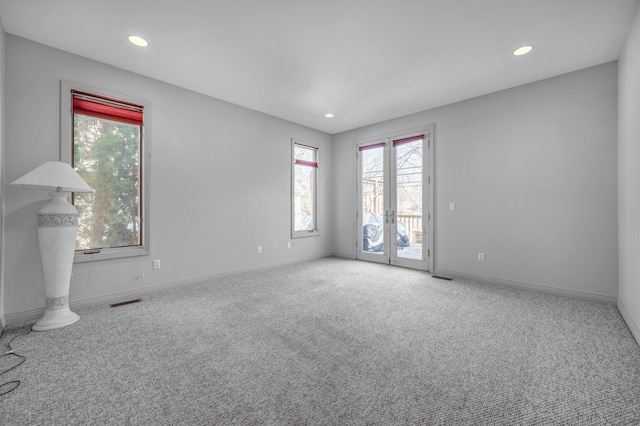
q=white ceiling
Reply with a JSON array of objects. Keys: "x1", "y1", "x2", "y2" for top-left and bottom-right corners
[{"x1": 0, "y1": 0, "x2": 637, "y2": 134}]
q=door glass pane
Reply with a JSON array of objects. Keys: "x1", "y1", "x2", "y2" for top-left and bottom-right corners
[
  {"x1": 395, "y1": 138, "x2": 423, "y2": 260},
  {"x1": 361, "y1": 145, "x2": 385, "y2": 254}
]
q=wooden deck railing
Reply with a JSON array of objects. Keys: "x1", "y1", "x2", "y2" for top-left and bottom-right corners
[{"x1": 397, "y1": 214, "x2": 423, "y2": 244}]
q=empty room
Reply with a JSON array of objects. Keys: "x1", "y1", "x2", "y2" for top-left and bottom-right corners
[{"x1": 1, "y1": 0, "x2": 640, "y2": 424}]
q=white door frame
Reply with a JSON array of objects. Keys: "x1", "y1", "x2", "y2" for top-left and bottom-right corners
[{"x1": 356, "y1": 125, "x2": 434, "y2": 272}]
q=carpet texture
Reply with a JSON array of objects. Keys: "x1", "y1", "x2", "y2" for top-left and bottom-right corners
[{"x1": 1, "y1": 257, "x2": 639, "y2": 425}]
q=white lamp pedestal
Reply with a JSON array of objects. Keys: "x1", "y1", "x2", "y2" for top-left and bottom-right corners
[{"x1": 32, "y1": 190, "x2": 80, "y2": 331}]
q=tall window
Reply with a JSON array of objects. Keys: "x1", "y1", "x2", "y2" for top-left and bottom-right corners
[
  {"x1": 61, "y1": 82, "x2": 149, "y2": 261},
  {"x1": 292, "y1": 141, "x2": 319, "y2": 238}
]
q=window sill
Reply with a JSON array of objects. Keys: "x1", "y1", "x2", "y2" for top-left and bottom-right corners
[
  {"x1": 74, "y1": 247, "x2": 149, "y2": 263},
  {"x1": 292, "y1": 231, "x2": 321, "y2": 239}
]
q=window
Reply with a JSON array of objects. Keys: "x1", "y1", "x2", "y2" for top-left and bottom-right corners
[
  {"x1": 61, "y1": 81, "x2": 149, "y2": 261},
  {"x1": 292, "y1": 140, "x2": 319, "y2": 238}
]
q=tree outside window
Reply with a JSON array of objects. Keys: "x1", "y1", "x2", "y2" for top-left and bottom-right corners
[{"x1": 73, "y1": 114, "x2": 141, "y2": 250}]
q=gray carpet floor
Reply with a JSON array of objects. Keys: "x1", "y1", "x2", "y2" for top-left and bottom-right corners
[{"x1": 1, "y1": 257, "x2": 639, "y2": 425}]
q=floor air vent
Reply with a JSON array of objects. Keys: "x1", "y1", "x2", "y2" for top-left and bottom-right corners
[{"x1": 110, "y1": 298, "x2": 142, "y2": 308}]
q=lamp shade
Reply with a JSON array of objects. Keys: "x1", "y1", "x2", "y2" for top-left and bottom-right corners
[{"x1": 11, "y1": 161, "x2": 94, "y2": 193}]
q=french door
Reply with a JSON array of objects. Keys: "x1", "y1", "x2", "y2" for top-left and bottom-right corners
[{"x1": 357, "y1": 129, "x2": 431, "y2": 271}]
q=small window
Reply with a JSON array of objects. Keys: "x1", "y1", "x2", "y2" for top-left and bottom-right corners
[
  {"x1": 292, "y1": 141, "x2": 319, "y2": 238},
  {"x1": 61, "y1": 82, "x2": 149, "y2": 261}
]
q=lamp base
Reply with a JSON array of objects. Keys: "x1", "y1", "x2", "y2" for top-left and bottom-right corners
[
  {"x1": 35, "y1": 190, "x2": 81, "y2": 332},
  {"x1": 33, "y1": 306, "x2": 79, "y2": 331}
]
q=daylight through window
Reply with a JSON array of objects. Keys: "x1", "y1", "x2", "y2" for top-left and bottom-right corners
[
  {"x1": 72, "y1": 91, "x2": 144, "y2": 252},
  {"x1": 292, "y1": 142, "x2": 319, "y2": 237}
]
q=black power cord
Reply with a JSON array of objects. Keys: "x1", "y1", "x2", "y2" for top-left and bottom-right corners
[{"x1": 0, "y1": 325, "x2": 32, "y2": 397}]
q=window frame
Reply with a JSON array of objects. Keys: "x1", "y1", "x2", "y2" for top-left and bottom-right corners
[
  {"x1": 291, "y1": 139, "x2": 320, "y2": 239},
  {"x1": 60, "y1": 80, "x2": 150, "y2": 262}
]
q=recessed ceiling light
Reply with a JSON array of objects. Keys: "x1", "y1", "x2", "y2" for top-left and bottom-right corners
[
  {"x1": 128, "y1": 35, "x2": 149, "y2": 47},
  {"x1": 513, "y1": 45, "x2": 534, "y2": 56},
  {"x1": 325, "y1": 113, "x2": 334, "y2": 118}
]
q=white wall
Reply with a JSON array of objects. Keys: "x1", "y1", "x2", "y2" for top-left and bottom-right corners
[
  {"x1": 0, "y1": 23, "x2": 5, "y2": 328},
  {"x1": 333, "y1": 62, "x2": 619, "y2": 303},
  {"x1": 4, "y1": 36, "x2": 332, "y2": 322},
  {"x1": 618, "y1": 4, "x2": 640, "y2": 341}
]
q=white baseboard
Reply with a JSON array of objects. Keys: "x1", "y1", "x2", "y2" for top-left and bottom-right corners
[
  {"x1": 4, "y1": 253, "x2": 333, "y2": 326},
  {"x1": 434, "y1": 268, "x2": 618, "y2": 305},
  {"x1": 331, "y1": 251, "x2": 356, "y2": 260},
  {"x1": 617, "y1": 298, "x2": 640, "y2": 346}
]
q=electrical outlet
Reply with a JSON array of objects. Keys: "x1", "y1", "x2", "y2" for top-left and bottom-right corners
[
  {"x1": 287, "y1": 242, "x2": 292, "y2": 249},
  {"x1": 477, "y1": 253, "x2": 485, "y2": 262},
  {"x1": 153, "y1": 259, "x2": 161, "y2": 270},
  {"x1": 257, "y1": 245, "x2": 262, "y2": 254},
  {"x1": 450, "y1": 202, "x2": 456, "y2": 211}
]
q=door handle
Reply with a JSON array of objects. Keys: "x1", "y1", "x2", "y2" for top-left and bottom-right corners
[{"x1": 391, "y1": 210, "x2": 395, "y2": 224}]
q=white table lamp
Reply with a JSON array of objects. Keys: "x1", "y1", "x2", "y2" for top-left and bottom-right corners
[{"x1": 11, "y1": 161, "x2": 94, "y2": 331}]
